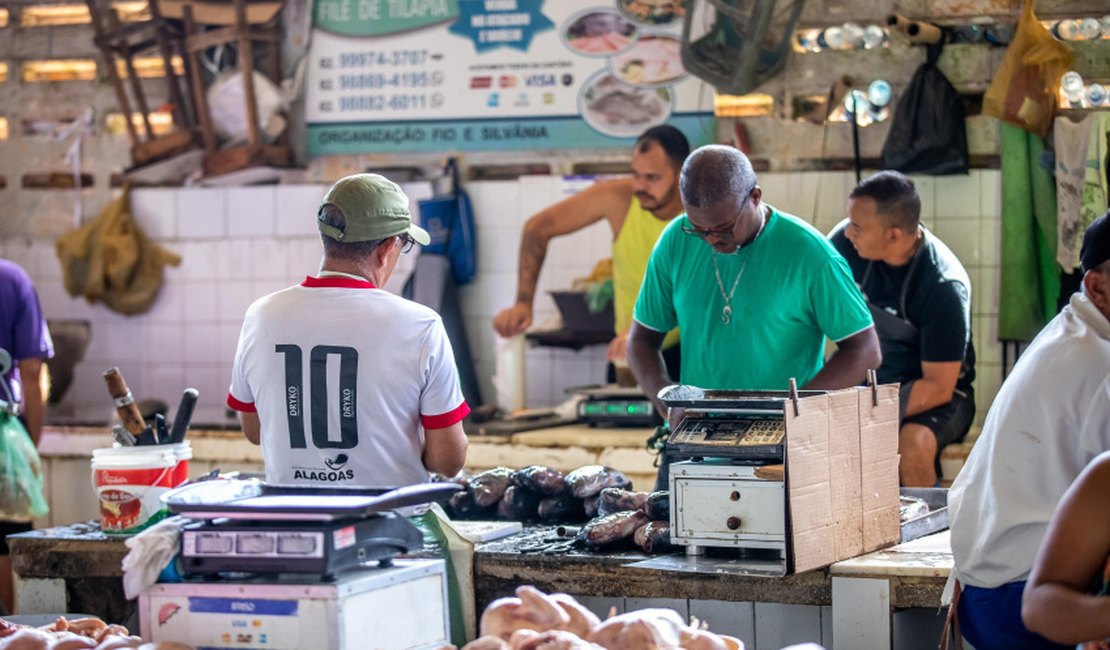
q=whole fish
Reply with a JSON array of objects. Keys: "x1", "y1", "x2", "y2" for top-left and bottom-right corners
[
  {"x1": 633, "y1": 520, "x2": 673, "y2": 553},
  {"x1": 583, "y1": 494, "x2": 601, "y2": 518},
  {"x1": 537, "y1": 494, "x2": 586, "y2": 524},
  {"x1": 497, "y1": 485, "x2": 542, "y2": 521},
  {"x1": 448, "y1": 490, "x2": 490, "y2": 520},
  {"x1": 511, "y1": 465, "x2": 567, "y2": 496},
  {"x1": 578, "y1": 510, "x2": 649, "y2": 549},
  {"x1": 597, "y1": 488, "x2": 649, "y2": 517},
  {"x1": 469, "y1": 467, "x2": 515, "y2": 507},
  {"x1": 643, "y1": 491, "x2": 670, "y2": 521},
  {"x1": 565, "y1": 465, "x2": 632, "y2": 499}
]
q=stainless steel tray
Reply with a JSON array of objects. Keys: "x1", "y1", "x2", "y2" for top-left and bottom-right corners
[
  {"x1": 899, "y1": 486, "x2": 948, "y2": 543},
  {"x1": 657, "y1": 385, "x2": 826, "y2": 410},
  {"x1": 162, "y1": 480, "x2": 461, "y2": 521}
]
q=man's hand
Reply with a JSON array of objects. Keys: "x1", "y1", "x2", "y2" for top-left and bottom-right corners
[
  {"x1": 607, "y1": 331, "x2": 629, "y2": 363},
  {"x1": 492, "y1": 303, "x2": 533, "y2": 338}
]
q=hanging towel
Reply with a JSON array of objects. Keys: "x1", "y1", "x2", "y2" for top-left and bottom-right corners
[
  {"x1": 1054, "y1": 113, "x2": 1110, "y2": 272},
  {"x1": 998, "y1": 123, "x2": 1060, "y2": 342},
  {"x1": 55, "y1": 187, "x2": 181, "y2": 316}
]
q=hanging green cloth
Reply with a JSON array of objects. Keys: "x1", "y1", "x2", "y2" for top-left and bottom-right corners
[{"x1": 998, "y1": 123, "x2": 1060, "y2": 342}]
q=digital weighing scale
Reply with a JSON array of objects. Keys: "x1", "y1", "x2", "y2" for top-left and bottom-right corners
[
  {"x1": 573, "y1": 385, "x2": 657, "y2": 427},
  {"x1": 163, "y1": 480, "x2": 461, "y2": 578}
]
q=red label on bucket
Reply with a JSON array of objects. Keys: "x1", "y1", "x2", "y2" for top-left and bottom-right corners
[{"x1": 94, "y1": 464, "x2": 174, "y2": 534}]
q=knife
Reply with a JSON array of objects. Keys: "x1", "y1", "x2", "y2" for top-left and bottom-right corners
[{"x1": 168, "y1": 388, "x2": 199, "y2": 444}]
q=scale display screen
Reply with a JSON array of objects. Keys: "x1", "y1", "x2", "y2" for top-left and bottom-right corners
[
  {"x1": 184, "y1": 530, "x2": 326, "y2": 559},
  {"x1": 666, "y1": 417, "x2": 785, "y2": 461}
]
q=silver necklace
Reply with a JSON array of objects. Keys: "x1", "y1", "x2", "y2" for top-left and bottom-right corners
[
  {"x1": 710, "y1": 209, "x2": 766, "y2": 325},
  {"x1": 712, "y1": 255, "x2": 747, "y2": 324}
]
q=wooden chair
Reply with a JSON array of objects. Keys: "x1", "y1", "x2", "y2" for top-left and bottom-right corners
[
  {"x1": 178, "y1": 0, "x2": 291, "y2": 178},
  {"x1": 85, "y1": 0, "x2": 199, "y2": 168}
]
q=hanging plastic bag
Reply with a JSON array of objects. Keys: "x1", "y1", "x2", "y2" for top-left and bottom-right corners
[
  {"x1": 881, "y1": 42, "x2": 969, "y2": 176},
  {"x1": 418, "y1": 159, "x2": 477, "y2": 286},
  {"x1": 982, "y1": 0, "x2": 1073, "y2": 138},
  {"x1": 0, "y1": 412, "x2": 49, "y2": 520}
]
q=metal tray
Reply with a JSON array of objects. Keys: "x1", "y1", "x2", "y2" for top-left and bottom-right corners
[
  {"x1": 899, "y1": 486, "x2": 948, "y2": 543},
  {"x1": 162, "y1": 480, "x2": 461, "y2": 521},
  {"x1": 657, "y1": 385, "x2": 826, "y2": 410}
]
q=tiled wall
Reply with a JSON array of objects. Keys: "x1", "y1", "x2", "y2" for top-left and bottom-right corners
[{"x1": 0, "y1": 170, "x2": 1003, "y2": 433}]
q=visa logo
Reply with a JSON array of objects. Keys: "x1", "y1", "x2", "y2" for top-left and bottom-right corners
[{"x1": 524, "y1": 74, "x2": 556, "y2": 87}]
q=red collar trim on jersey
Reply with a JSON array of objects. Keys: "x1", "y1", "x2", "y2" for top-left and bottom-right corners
[{"x1": 301, "y1": 276, "x2": 378, "y2": 289}]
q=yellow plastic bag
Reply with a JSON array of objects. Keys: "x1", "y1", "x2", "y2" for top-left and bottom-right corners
[{"x1": 982, "y1": 0, "x2": 1073, "y2": 138}]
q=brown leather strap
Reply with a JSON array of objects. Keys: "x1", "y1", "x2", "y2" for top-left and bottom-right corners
[{"x1": 940, "y1": 578, "x2": 964, "y2": 650}]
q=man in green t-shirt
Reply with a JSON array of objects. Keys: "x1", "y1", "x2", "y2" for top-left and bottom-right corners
[{"x1": 629, "y1": 145, "x2": 881, "y2": 487}]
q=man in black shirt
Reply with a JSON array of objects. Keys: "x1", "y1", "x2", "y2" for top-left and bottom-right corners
[{"x1": 830, "y1": 171, "x2": 975, "y2": 487}]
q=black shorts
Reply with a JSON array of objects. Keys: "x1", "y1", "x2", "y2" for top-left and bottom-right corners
[
  {"x1": 0, "y1": 521, "x2": 33, "y2": 555},
  {"x1": 900, "y1": 381, "x2": 975, "y2": 449}
]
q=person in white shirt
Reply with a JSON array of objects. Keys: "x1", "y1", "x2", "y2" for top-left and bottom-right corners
[
  {"x1": 948, "y1": 209, "x2": 1110, "y2": 650},
  {"x1": 228, "y1": 174, "x2": 470, "y2": 488}
]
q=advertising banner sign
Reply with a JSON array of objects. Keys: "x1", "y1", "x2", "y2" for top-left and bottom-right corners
[{"x1": 306, "y1": 0, "x2": 716, "y2": 154}]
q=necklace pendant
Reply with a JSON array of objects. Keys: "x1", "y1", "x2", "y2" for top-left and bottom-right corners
[{"x1": 722, "y1": 305, "x2": 732, "y2": 324}]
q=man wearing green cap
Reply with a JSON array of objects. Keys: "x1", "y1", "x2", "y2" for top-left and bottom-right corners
[{"x1": 227, "y1": 173, "x2": 470, "y2": 489}]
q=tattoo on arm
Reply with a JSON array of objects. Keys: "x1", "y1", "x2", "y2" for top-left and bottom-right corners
[{"x1": 516, "y1": 232, "x2": 547, "y2": 305}]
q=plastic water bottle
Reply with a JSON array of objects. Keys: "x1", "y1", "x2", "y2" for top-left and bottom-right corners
[
  {"x1": 1061, "y1": 71, "x2": 1085, "y2": 106},
  {"x1": 1087, "y1": 84, "x2": 1107, "y2": 108},
  {"x1": 868, "y1": 80, "x2": 892, "y2": 107}
]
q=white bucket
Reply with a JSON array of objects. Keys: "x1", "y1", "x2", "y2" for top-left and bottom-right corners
[
  {"x1": 171, "y1": 441, "x2": 193, "y2": 486},
  {"x1": 91, "y1": 446, "x2": 176, "y2": 535}
]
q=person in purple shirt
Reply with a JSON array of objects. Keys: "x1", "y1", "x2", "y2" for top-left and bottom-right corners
[{"x1": 0, "y1": 258, "x2": 52, "y2": 613}]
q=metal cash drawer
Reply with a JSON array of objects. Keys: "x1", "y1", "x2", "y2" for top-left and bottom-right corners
[{"x1": 671, "y1": 461, "x2": 786, "y2": 551}]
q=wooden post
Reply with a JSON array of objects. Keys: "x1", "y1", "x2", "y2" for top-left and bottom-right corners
[
  {"x1": 108, "y1": 8, "x2": 154, "y2": 138},
  {"x1": 236, "y1": 0, "x2": 262, "y2": 150}
]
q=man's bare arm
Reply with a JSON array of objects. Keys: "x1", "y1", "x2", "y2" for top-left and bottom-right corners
[
  {"x1": 423, "y1": 422, "x2": 468, "y2": 477},
  {"x1": 17, "y1": 358, "x2": 46, "y2": 446},
  {"x1": 493, "y1": 178, "x2": 634, "y2": 337},
  {"x1": 805, "y1": 327, "x2": 882, "y2": 390}
]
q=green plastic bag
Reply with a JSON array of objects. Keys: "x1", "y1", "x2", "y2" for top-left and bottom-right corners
[{"x1": 0, "y1": 412, "x2": 49, "y2": 520}]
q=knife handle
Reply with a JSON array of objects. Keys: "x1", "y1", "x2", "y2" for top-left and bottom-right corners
[
  {"x1": 103, "y1": 367, "x2": 148, "y2": 435},
  {"x1": 169, "y1": 388, "x2": 199, "y2": 443}
]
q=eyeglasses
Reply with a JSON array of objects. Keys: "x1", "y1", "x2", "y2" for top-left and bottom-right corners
[
  {"x1": 681, "y1": 192, "x2": 752, "y2": 241},
  {"x1": 399, "y1": 234, "x2": 416, "y2": 255}
]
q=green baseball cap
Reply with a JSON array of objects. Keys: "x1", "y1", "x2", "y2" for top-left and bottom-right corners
[{"x1": 317, "y1": 173, "x2": 431, "y2": 245}]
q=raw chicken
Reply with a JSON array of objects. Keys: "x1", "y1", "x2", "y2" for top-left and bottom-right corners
[
  {"x1": 480, "y1": 586, "x2": 571, "y2": 640},
  {"x1": 587, "y1": 608, "x2": 686, "y2": 649},
  {"x1": 508, "y1": 629, "x2": 603, "y2": 650},
  {"x1": 550, "y1": 593, "x2": 602, "y2": 638},
  {"x1": 459, "y1": 637, "x2": 510, "y2": 650}
]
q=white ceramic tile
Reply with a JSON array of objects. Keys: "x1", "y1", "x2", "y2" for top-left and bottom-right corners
[
  {"x1": 753, "y1": 603, "x2": 823, "y2": 650},
  {"x1": 180, "y1": 280, "x2": 220, "y2": 324},
  {"x1": 34, "y1": 240, "x2": 63, "y2": 280},
  {"x1": 975, "y1": 265, "x2": 999, "y2": 317},
  {"x1": 980, "y1": 215, "x2": 1001, "y2": 268},
  {"x1": 216, "y1": 240, "x2": 253, "y2": 281},
  {"x1": 252, "y1": 278, "x2": 294, "y2": 302},
  {"x1": 145, "y1": 322, "x2": 185, "y2": 365},
  {"x1": 575, "y1": 596, "x2": 625, "y2": 621},
  {"x1": 144, "y1": 363, "x2": 186, "y2": 404},
  {"x1": 934, "y1": 172, "x2": 981, "y2": 219},
  {"x1": 689, "y1": 600, "x2": 754, "y2": 643},
  {"x1": 514, "y1": 177, "x2": 557, "y2": 228},
  {"x1": 979, "y1": 169, "x2": 1001, "y2": 218},
  {"x1": 908, "y1": 175, "x2": 936, "y2": 224},
  {"x1": 477, "y1": 226, "x2": 522, "y2": 273},
  {"x1": 757, "y1": 173, "x2": 789, "y2": 207},
  {"x1": 144, "y1": 278, "x2": 185, "y2": 324},
  {"x1": 219, "y1": 323, "x2": 242, "y2": 368},
  {"x1": 288, "y1": 237, "x2": 323, "y2": 276},
  {"x1": 933, "y1": 219, "x2": 980, "y2": 268},
  {"x1": 131, "y1": 188, "x2": 178, "y2": 240},
  {"x1": 176, "y1": 188, "x2": 227, "y2": 239},
  {"x1": 177, "y1": 241, "x2": 222, "y2": 280},
  {"x1": 973, "y1": 362, "x2": 1002, "y2": 427},
  {"x1": 64, "y1": 363, "x2": 114, "y2": 413},
  {"x1": 216, "y1": 281, "x2": 260, "y2": 324},
  {"x1": 226, "y1": 187, "x2": 277, "y2": 238},
  {"x1": 4, "y1": 240, "x2": 40, "y2": 277},
  {"x1": 251, "y1": 239, "x2": 291, "y2": 281},
  {"x1": 34, "y1": 279, "x2": 72, "y2": 319},
  {"x1": 182, "y1": 323, "x2": 224, "y2": 365},
  {"x1": 275, "y1": 185, "x2": 327, "y2": 237},
  {"x1": 813, "y1": 171, "x2": 851, "y2": 225}
]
